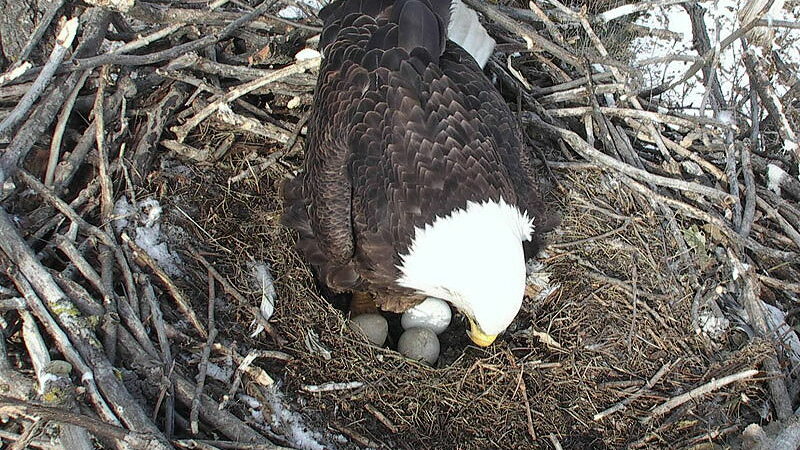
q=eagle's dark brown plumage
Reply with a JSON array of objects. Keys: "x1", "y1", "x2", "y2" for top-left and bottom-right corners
[{"x1": 282, "y1": 0, "x2": 551, "y2": 314}]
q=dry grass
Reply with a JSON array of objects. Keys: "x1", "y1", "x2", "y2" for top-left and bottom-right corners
[{"x1": 135, "y1": 146, "x2": 771, "y2": 448}]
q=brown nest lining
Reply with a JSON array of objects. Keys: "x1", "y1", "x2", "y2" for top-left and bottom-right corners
[
  {"x1": 0, "y1": 0, "x2": 799, "y2": 449},
  {"x1": 145, "y1": 156, "x2": 774, "y2": 449}
]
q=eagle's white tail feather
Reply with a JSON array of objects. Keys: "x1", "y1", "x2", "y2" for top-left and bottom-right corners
[{"x1": 447, "y1": 0, "x2": 495, "y2": 68}]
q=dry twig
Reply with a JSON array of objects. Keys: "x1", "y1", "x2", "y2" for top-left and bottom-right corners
[{"x1": 643, "y1": 369, "x2": 759, "y2": 423}]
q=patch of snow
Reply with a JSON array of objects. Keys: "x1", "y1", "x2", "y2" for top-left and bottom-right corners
[
  {"x1": 295, "y1": 48, "x2": 321, "y2": 61},
  {"x1": 262, "y1": 386, "x2": 341, "y2": 450},
  {"x1": 216, "y1": 103, "x2": 239, "y2": 126},
  {"x1": 205, "y1": 362, "x2": 233, "y2": 383},
  {"x1": 717, "y1": 109, "x2": 734, "y2": 125},
  {"x1": 113, "y1": 197, "x2": 133, "y2": 232},
  {"x1": 630, "y1": 1, "x2": 799, "y2": 117},
  {"x1": 240, "y1": 394, "x2": 261, "y2": 410},
  {"x1": 591, "y1": 64, "x2": 617, "y2": 107},
  {"x1": 134, "y1": 227, "x2": 182, "y2": 276},
  {"x1": 767, "y1": 163, "x2": 789, "y2": 195},
  {"x1": 278, "y1": 6, "x2": 305, "y2": 19},
  {"x1": 631, "y1": 5, "x2": 698, "y2": 106},
  {"x1": 139, "y1": 198, "x2": 163, "y2": 227},
  {"x1": 277, "y1": 0, "x2": 325, "y2": 19},
  {"x1": 250, "y1": 408, "x2": 265, "y2": 424},
  {"x1": 114, "y1": 196, "x2": 183, "y2": 276},
  {"x1": 698, "y1": 311, "x2": 730, "y2": 339},
  {"x1": 238, "y1": 394, "x2": 266, "y2": 424},
  {"x1": 598, "y1": 3, "x2": 638, "y2": 23},
  {"x1": 785, "y1": 139, "x2": 799, "y2": 155}
]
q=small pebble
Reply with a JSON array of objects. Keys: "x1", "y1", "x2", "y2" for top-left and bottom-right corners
[
  {"x1": 401, "y1": 297, "x2": 452, "y2": 334},
  {"x1": 350, "y1": 313, "x2": 388, "y2": 346},
  {"x1": 398, "y1": 327, "x2": 440, "y2": 365}
]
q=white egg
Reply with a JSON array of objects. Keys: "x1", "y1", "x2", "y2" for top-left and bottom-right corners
[
  {"x1": 398, "y1": 328, "x2": 440, "y2": 365},
  {"x1": 350, "y1": 314, "x2": 388, "y2": 346},
  {"x1": 401, "y1": 297, "x2": 452, "y2": 334}
]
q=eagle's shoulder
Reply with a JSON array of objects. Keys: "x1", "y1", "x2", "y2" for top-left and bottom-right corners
[{"x1": 439, "y1": 43, "x2": 553, "y2": 236}]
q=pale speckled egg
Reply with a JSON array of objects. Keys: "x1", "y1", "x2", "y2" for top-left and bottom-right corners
[
  {"x1": 401, "y1": 297, "x2": 452, "y2": 334},
  {"x1": 398, "y1": 327, "x2": 440, "y2": 365},
  {"x1": 350, "y1": 314, "x2": 388, "y2": 346}
]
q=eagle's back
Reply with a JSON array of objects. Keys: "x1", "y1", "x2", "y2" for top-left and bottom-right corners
[{"x1": 282, "y1": 0, "x2": 548, "y2": 308}]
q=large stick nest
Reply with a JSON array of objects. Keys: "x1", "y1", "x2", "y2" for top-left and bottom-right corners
[{"x1": 0, "y1": 0, "x2": 799, "y2": 449}]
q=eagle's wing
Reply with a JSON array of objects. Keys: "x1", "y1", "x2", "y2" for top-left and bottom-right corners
[
  {"x1": 282, "y1": 60, "x2": 364, "y2": 291},
  {"x1": 438, "y1": 44, "x2": 553, "y2": 239},
  {"x1": 285, "y1": 0, "x2": 547, "y2": 298},
  {"x1": 348, "y1": 50, "x2": 521, "y2": 278}
]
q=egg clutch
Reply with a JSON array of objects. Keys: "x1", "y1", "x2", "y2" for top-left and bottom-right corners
[{"x1": 349, "y1": 297, "x2": 453, "y2": 365}]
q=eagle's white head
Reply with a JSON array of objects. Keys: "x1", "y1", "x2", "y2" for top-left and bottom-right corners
[{"x1": 397, "y1": 198, "x2": 534, "y2": 346}]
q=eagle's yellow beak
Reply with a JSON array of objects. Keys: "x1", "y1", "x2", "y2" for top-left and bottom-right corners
[{"x1": 467, "y1": 318, "x2": 498, "y2": 347}]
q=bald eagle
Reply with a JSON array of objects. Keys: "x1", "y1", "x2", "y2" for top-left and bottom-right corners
[{"x1": 283, "y1": 0, "x2": 552, "y2": 347}]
